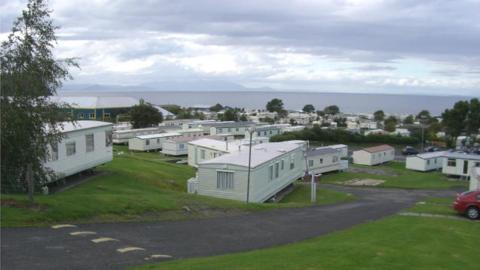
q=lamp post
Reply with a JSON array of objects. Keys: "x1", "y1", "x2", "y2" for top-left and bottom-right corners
[{"x1": 246, "y1": 126, "x2": 256, "y2": 203}]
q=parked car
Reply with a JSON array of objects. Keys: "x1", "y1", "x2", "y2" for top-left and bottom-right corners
[
  {"x1": 453, "y1": 190, "x2": 480, "y2": 219},
  {"x1": 402, "y1": 146, "x2": 418, "y2": 155},
  {"x1": 425, "y1": 146, "x2": 440, "y2": 152}
]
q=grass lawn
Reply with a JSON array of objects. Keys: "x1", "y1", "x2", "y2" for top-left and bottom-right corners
[
  {"x1": 408, "y1": 197, "x2": 458, "y2": 216},
  {"x1": 280, "y1": 183, "x2": 356, "y2": 205},
  {"x1": 321, "y1": 161, "x2": 468, "y2": 189},
  {"x1": 1, "y1": 146, "x2": 354, "y2": 227},
  {"x1": 134, "y1": 200, "x2": 479, "y2": 270}
]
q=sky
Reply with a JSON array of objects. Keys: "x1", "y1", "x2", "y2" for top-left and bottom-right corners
[{"x1": 1, "y1": 0, "x2": 480, "y2": 96}]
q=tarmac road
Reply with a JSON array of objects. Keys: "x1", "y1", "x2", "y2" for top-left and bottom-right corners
[{"x1": 1, "y1": 185, "x2": 459, "y2": 270}]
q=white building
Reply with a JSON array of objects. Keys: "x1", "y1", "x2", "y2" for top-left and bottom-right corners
[
  {"x1": 162, "y1": 135, "x2": 234, "y2": 156},
  {"x1": 352, "y1": 145, "x2": 395, "y2": 166},
  {"x1": 330, "y1": 144, "x2": 348, "y2": 158},
  {"x1": 405, "y1": 151, "x2": 445, "y2": 172},
  {"x1": 187, "y1": 137, "x2": 268, "y2": 167},
  {"x1": 187, "y1": 141, "x2": 307, "y2": 202},
  {"x1": 442, "y1": 152, "x2": 480, "y2": 178},
  {"x1": 392, "y1": 128, "x2": 411, "y2": 137},
  {"x1": 247, "y1": 124, "x2": 283, "y2": 138},
  {"x1": 177, "y1": 128, "x2": 205, "y2": 138},
  {"x1": 44, "y1": 121, "x2": 113, "y2": 182},
  {"x1": 128, "y1": 132, "x2": 181, "y2": 151},
  {"x1": 306, "y1": 146, "x2": 347, "y2": 175},
  {"x1": 113, "y1": 127, "x2": 163, "y2": 144},
  {"x1": 209, "y1": 122, "x2": 256, "y2": 136},
  {"x1": 364, "y1": 129, "x2": 388, "y2": 136},
  {"x1": 470, "y1": 167, "x2": 480, "y2": 191}
]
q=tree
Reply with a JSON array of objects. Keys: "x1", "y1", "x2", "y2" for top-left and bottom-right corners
[
  {"x1": 384, "y1": 116, "x2": 398, "y2": 132},
  {"x1": 239, "y1": 114, "x2": 248, "y2": 121},
  {"x1": 1, "y1": 0, "x2": 78, "y2": 197},
  {"x1": 218, "y1": 108, "x2": 239, "y2": 121},
  {"x1": 129, "y1": 99, "x2": 163, "y2": 128},
  {"x1": 324, "y1": 105, "x2": 340, "y2": 115},
  {"x1": 316, "y1": 110, "x2": 325, "y2": 117},
  {"x1": 302, "y1": 104, "x2": 315, "y2": 114},
  {"x1": 373, "y1": 110, "x2": 385, "y2": 122},
  {"x1": 417, "y1": 110, "x2": 432, "y2": 124},
  {"x1": 442, "y1": 98, "x2": 480, "y2": 138},
  {"x1": 209, "y1": 103, "x2": 224, "y2": 112},
  {"x1": 403, "y1": 115, "x2": 414, "y2": 125},
  {"x1": 266, "y1": 98, "x2": 284, "y2": 113}
]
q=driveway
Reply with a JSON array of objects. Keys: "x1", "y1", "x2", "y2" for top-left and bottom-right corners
[{"x1": 1, "y1": 185, "x2": 458, "y2": 270}]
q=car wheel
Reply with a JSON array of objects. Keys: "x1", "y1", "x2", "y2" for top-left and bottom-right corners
[{"x1": 466, "y1": 206, "x2": 479, "y2": 220}]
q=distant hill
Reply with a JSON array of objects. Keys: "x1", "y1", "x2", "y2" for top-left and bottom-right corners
[{"x1": 60, "y1": 80, "x2": 275, "y2": 92}]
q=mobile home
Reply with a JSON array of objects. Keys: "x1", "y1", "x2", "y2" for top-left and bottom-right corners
[
  {"x1": 128, "y1": 132, "x2": 181, "y2": 151},
  {"x1": 442, "y1": 152, "x2": 480, "y2": 178},
  {"x1": 405, "y1": 151, "x2": 445, "y2": 172},
  {"x1": 44, "y1": 121, "x2": 113, "y2": 182},
  {"x1": 329, "y1": 144, "x2": 348, "y2": 158},
  {"x1": 306, "y1": 146, "x2": 347, "y2": 175},
  {"x1": 113, "y1": 127, "x2": 162, "y2": 144},
  {"x1": 187, "y1": 140, "x2": 307, "y2": 202},
  {"x1": 352, "y1": 145, "x2": 395, "y2": 166},
  {"x1": 209, "y1": 121, "x2": 256, "y2": 136},
  {"x1": 247, "y1": 124, "x2": 283, "y2": 138},
  {"x1": 162, "y1": 135, "x2": 235, "y2": 156}
]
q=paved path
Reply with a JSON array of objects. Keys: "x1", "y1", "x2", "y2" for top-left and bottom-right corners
[{"x1": 1, "y1": 186, "x2": 458, "y2": 270}]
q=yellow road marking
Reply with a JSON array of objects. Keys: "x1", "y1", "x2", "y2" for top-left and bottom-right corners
[
  {"x1": 51, "y1": 224, "x2": 77, "y2": 229},
  {"x1": 117, "y1": 247, "x2": 145, "y2": 253},
  {"x1": 91, "y1": 237, "x2": 118, "y2": 243},
  {"x1": 70, "y1": 231, "x2": 97, "y2": 236}
]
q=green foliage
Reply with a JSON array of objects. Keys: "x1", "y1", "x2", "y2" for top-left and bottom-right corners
[
  {"x1": 324, "y1": 105, "x2": 340, "y2": 115},
  {"x1": 209, "y1": 103, "x2": 224, "y2": 112},
  {"x1": 270, "y1": 125, "x2": 418, "y2": 145},
  {"x1": 384, "y1": 116, "x2": 398, "y2": 132},
  {"x1": 129, "y1": 99, "x2": 163, "y2": 128},
  {"x1": 260, "y1": 116, "x2": 275, "y2": 124},
  {"x1": 442, "y1": 98, "x2": 480, "y2": 138},
  {"x1": 1, "y1": 0, "x2": 78, "y2": 193},
  {"x1": 161, "y1": 104, "x2": 183, "y2": 115},
  {"x1": 218, "y1": 107, "x2": 243, "y2": 121},
  {"x1": 302, "y1": 104, "x2": 315, "y2": 113},
  {"x1": 416, "y1": 110, "x2": 431, "y2": 123},
  {"x1": 373, "y1": 110, "x2": 385, "y2": 122},
  {"x1": 403, "y1": 114, "x2": 414, "y2": 125},
  {"x1": 266, "y1": 98, "x2": 284, "y2": 113},
  {"x1": 239, "y1": 114, "x2": 248, "y2": 121}
]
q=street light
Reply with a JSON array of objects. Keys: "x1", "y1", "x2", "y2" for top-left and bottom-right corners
[{"x1": 246, "y1": 126, "x2": 256, "y2": 203}]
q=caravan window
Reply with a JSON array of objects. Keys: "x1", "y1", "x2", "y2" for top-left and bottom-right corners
[
  {"x1": 145, "y1": 139, "x2": 150, "y2": 146},
  {"x1": 319, "y1": 158, "x2": 323, "y2": 164},
  {"x1": 333, "y1": 156, "x2": 338, "y2": 162},
  {"x1": 200, "y1": 149, "x2": 206, "y2": 159},
  {"x1": 281, "y1": 160, "x2": 285, "y2": 170},
  {"x1": 179, "y1": 143, "x2": 185, "y2": 149},
  {"x1": 217, "y1": 171, "x2": 234, "y2": 190},
  {"x1": 275, "y1": 163, "x2": 279, "y2": 178},
  {"x1": 269, "y1": 165, "x2": 273, "y2": 181},
  {"x1": 66, "y1": 142, "x2": 76, "y2": 156},
  {"x1": 308, "y1": 160, "x2": 314, "y2": 167},
  {"x1": 89, "y1": 113, "x2": 95, "y2": 119},
  {"x1": 50, "y1": 143, "x2": 58, "y2": 161},
  {"x1": 447, "y1": 159, "x2": 456, "y2": 167},
  {"x1": 290, "y1": 155, "x2": 295, "y2": 170},
  {"x1": 85, "y1": 134, "x2": 94, "y2": 152},
  {"x1": 105, "y1": 130, "x2": 113, "y2": 147}
]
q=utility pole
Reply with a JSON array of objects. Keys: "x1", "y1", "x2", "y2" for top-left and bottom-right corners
[
  {"x1": 246, "y1": 127, "x2": 255, "y2": 203},
  {"x1": 26, "y1": 163, "x2": 34, "y2": 205}
]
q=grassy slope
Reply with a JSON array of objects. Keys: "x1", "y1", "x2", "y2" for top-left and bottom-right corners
[
  {"x1": 321, "y1": 161, "x2": 468, "y2": 189},
  {"x1": 1, "y1": 147, "x2": 353, "y2": 227},
  {"x1": 135, "y1": 201, "x2": 479, "y2": 270},
  {"x1": 280, "y1": 183, "x2": 355, "y2": 205}
]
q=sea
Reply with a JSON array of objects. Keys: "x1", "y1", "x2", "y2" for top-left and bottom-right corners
[{"x1": 57, "y1": 90, "x2": 478, "y2": 115}]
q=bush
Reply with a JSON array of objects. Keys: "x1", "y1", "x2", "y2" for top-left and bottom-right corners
[{"x1": 271, "y1": 125, "x2": 419, "y2": 145}]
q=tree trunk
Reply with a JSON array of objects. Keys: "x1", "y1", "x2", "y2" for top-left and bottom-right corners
[{"x1": 26, "y1": 163, "x2": 34, "y2": 205}]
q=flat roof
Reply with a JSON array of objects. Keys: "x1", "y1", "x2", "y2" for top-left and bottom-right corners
[
  {"x1": 200, "y1": 140, "x2": 306, "y2": 168},
  {"x1": 209, "y1": 121, "x2": 256, "y2": 128},
  {"x1": 188, "y1": 138, "x2": 242, "y2": 152},
  {"x1": 307, "y1": 146, "x2": 339, "y2": 157},
  {"x1": 443, "y1": 152, "x2": 480, "y2": 161},
  {"x1": 114, "y1": 127, "x2": 161, "y2": 134},
  {"x1": 136, "y1": 132, "x2": 181, "y2": 139},
  {"x1": 361, "y1": 144, "x2": 394, "y2": 153},
  {"x1": 412, "y1": 151, "x2": 446, "y2": 160},
  {"x1": 54, "y1": 121, "x2": 112, "y2": 133}
]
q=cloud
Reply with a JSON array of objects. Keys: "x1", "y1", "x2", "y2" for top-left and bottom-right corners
[{"x1": 1, "y1": 0, "x2": 480, "y2": 95}]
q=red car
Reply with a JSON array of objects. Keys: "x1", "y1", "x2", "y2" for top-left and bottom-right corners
[{"x1": 453, "y1": 190, "x2": 480, "y2": 219}]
